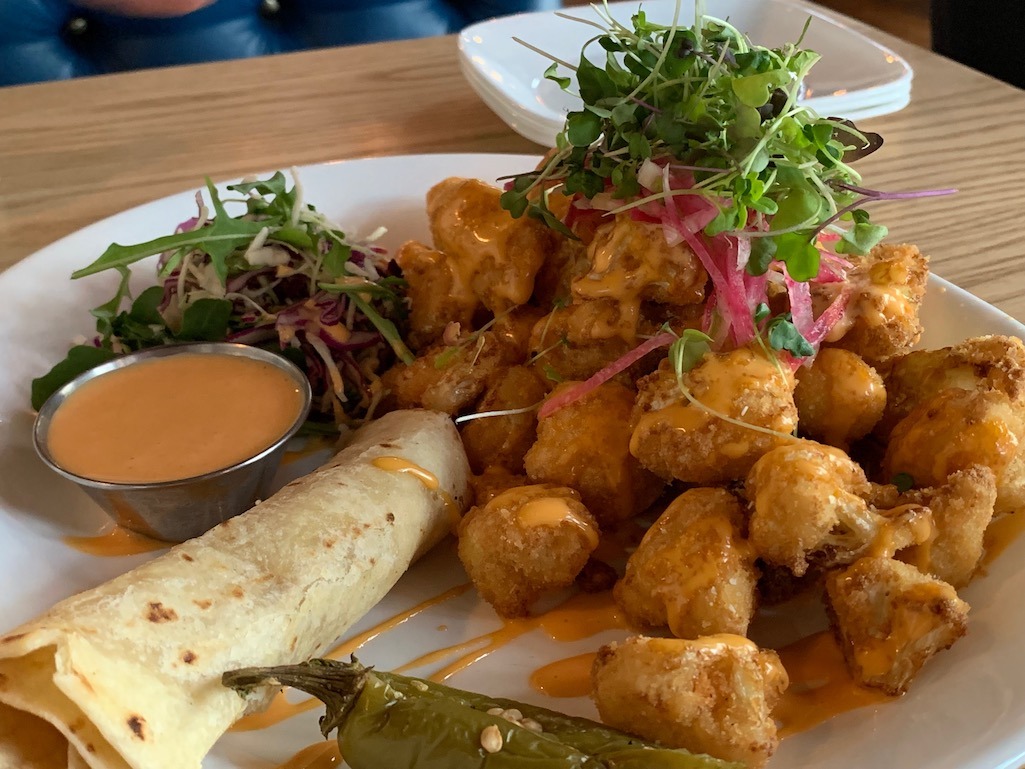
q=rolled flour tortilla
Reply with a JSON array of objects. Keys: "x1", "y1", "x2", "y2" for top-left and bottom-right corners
[{"x1": 0, "y1": 409, "x2": 470, "y2": 769}]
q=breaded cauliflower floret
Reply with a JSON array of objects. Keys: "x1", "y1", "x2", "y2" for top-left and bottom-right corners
[
  {"x1": 528, "y1": 299, "x2": 646, "y2": 382},
  {"x1": 457, "y1": 484, "x2": 598, "y2": 617},
  {"x1": 794, "y1": 348, "x2": 886, "y2": 449},
  {"x1": 592, "y1": 635, "x2": 788, "y2": 769},
  {"x1": 746, "y1": 441, "x2": 933, "y2": 576},
  {"x1": 380, "y1": 307, "x2": 538, "y2": 416},
  {"x1": 393, "y1": 240, "x2": 478, "y2": 351},
  {"x1": 825, "y1": 557, "x2": 969, "y2": 695},
  {"x1": 469, "y1": 466, "x2": 528, "y2": 507},
  {"x1": 572, "y1": 213, "x2": 708, "y2": 308},
  {"x1": 898, "y1": 466, "x2": 997, "y2": 587},
  {"x1": 460, "y1": 365, "x2": 547, "y2": 474},
  {"x1": 815, "y1": 242, "x2": 928, "y2": 363},
  {"x1": 615, "y1": 488, "x2": 759, "y2": 638},
  {"x1": 630, "y1": 347, "x2": 798, "y2": 484},
  {"x1": 531, "y1": 237, "x2": 590, "y2": 309},
  {"x1": 525, "y1": 381, "x2": 664, "y2": 526},
  {"x1": 882, "y1": 387, "x2": 1023, "y2": 512},
  {"x1": 426, "y1": 177, "x2": 556, "y2": 313},
  {"x1": 877, "y1": 334, "x2": 1025, "y2": 439}
]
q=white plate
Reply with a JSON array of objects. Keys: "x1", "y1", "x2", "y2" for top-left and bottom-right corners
[
  {"x1": 459, "y1": 0, "x2": 914, "y2": 146},
  {"x1": 2, "y1": 153, "x2": 1025, "y2": 769}
]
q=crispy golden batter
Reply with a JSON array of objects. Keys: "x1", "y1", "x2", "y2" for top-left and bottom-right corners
[
  {"x1": 469, "y1": 466, "x2": 527, "y2": 507},
  {"x1": 393, "y1": 240, "x2": 478, "y2": 351},
  {"x1": 882, "y1": 387, "x2": 1023, "y2": 511},
  {"x1": 592, "y1": 635, "x2": 788, "y2": 769},
  {"x1": 614, "y1": 488, "x2": 759, "y2": 638},
  {"x1": 816, "y1": 243, "x2": 928, "y2": 363},
  {"x1": 794, "y1": 348, "x2": 886, "y2": 449},
  {"x1": 426, "y1": 178, "x2": 556, "y2": 313},
  {"x1": 572, "y1": 214, "x2": 707, "y2": 307},
  {"x1": 825, "y1": 557, "x2": 969, "y2": 695},
  {"x1": 528, "y1": 299, "x2": 643, "y2": 383},
  {"x1": 746, "y1": 441, "x2": 933, "y2": 576},
  {"x1": 459, "y1": 366, "x2": 547, "y2": 475},
  {"x1": 532, "y1": 237, "x2": 591, "y2": 309},
  {"x1": 899, "y1": 466, "x2": 997, "y2": 587},
  {"x1": 457, "y1": 484, "x2": 598, "y2": 617},
  {"x1": 525, "y1": 381, "x2": 664, "y2": 526},
  {"x1": 877, "y1": 335, "x2": 1025, "y2": 438},
  {"x1": 630, "y1": 347, "x2": 798, "y2": 484}
]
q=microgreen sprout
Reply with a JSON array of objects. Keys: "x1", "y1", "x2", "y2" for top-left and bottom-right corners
[{"x1": 500, "y1": 0, "x2": 954, "y2": 363}]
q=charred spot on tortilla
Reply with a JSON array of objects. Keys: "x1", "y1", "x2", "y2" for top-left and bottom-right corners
[
  {"x1": 324, "y1": 539, "x2": 336, "y2": 549},
  {"x1": 193, "y1": 598, "x2": 212, "y2": 610},
  {"x1": 0, "y1": 633, "x2": 25, "y2": 644},
  {"x1": 181, "y1": 553, "x2": 194, "y2": 562},
  {"x1": 86, "y1": 743, "x2": 96, "y2": 753},
  {"x1": 386, "y1": 512, "x2": 395, "y2": 524},
  {"x1": 69, "y1": 718, "x2": 85, "y2": 734},
  {"x1": 182, "y1": 650, "x2": 196, "y2": 664},
  {"x1": 290, "y1": 636, "x2": 298, "y2": 651},
  {"x1": 0, "y1": 672, "x2": 7, "y2": 688},
  {"x1": 231, "y1": 586, "x2": 245, "y2": 599},
  {"x1": 127, "y1": 715, "x2": 146, "y2": 740},
  {"x1": 380, "y1": 442, "x2": 398, "y2": 449},
  {"x1": 146, "y1": 602, "x2": 178, "y2": 623}
]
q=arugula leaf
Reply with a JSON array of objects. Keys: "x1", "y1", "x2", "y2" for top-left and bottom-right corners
[
  {"x1": 177, "y1": 298, "x2": 233, "y2": 341},
  {"x1": 31, "y1": 345, "x2": 118, "y2": 411}
]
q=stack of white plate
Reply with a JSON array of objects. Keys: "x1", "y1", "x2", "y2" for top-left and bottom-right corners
[{"x1": 459, "y1": 0, "x2": 913, "y2": 146}]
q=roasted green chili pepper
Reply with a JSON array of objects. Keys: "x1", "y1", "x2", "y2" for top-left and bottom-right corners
[{"x1": 222, "y1": 659, "x2": 740, "y2": 769}]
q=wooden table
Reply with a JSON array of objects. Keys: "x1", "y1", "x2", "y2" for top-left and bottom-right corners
[{"x1": 1, "y1": 12, "x2": 1024, "y2": 316}]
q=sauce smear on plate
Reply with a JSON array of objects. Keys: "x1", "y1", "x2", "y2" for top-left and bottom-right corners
[{"x1": 47, "y1": 353, "x2": 303, "y2": 483}]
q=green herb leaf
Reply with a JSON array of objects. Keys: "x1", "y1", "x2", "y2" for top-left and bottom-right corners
[
  {"x1": 775, "y1": 232, "x2": 820, "y2": 280},
  {"x1": 543, "y1": 62, "x2": 571, "y2": 90},
  {"x1": 31, "y1": 345, "x2": 118, "y2": 410},
  {"x1": 668, "y1": 328, "x2": 713, "y2": 378},
  {"x1": 835, "y1": 220, "x2": 888, "y2": 255},
  {"x1": 767, "y1": 315, "x2": 815, "y2": 357},
  {"x1": 177, "y1": 298, "x2": 233, "y2": 341},
  {"x1": 892, "y1": 472, "x2": 915, "y2": 493}
]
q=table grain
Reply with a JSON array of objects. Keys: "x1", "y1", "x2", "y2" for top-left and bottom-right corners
[{"x1": 1, "y1": 16, "x2": 1023, "y2": 316}]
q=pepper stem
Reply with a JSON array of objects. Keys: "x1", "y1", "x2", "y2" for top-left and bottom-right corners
[{"x1": 222, "y1": 658, "x2": 370, "y2": 737}]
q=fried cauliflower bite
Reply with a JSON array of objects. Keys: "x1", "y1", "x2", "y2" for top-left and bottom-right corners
[
  {"x1": 468, "y1": 466, "x2": 527, "y2": 507},
  {"x1": 877, "y1": 334, "x2": 1025, "y2": 438},
  {"x1": 528, "y1": 299, "x2": 641, "y2": 383},
  {"x1": 426, "y1": 177, "x2": 556, "y2": 313},
  {"x1": 614, "y1": 488, "x2": 759, "y2": 638},
  {"x1": 815, "y1": 243, "x2": 928, "y2": 363},
  {"x1": 457, "y1": 484, "x2": 598, "y2": 617},
  {"x1": 531, "y1": 237, "x2": 590, "y2": 309},
  {"x1": 794, "y1": 348, "x2": 886, "y2": 449},
  {"x1": 899, "y1": 466, "x2": 997, "y2": 588},
  {"x1": 572, "y1": 213, "x2": 708, "y2": 308},
  {"x1": 825, "y1": 557, "x2": 969, "y2": 695},
  {"x1": 460, "y1": 365, "x2": 547, "y2": 474},
  {"x1": 882, "y1": 387, "x2": 1024, "y2": 512},
  {"x1": 592, "y1": 635, "x2": 787, "y2": 769},
  {"x1": 746, "y1": 441, "x2": 934, "y2": 577},
  {"x1": 524, "y1": 381, "x2": 664, "y2": 526},
  {"x1": 380, "y1": 335, "x2": 513, "y2": 415},
  {"x1": 630, "y1": 347, "x2": 798, "y2": 484},
  {"x1": 380, "y1": 307, "x2": 539, "y2": 415},
  {"x1": 393, "y1": 240, "x2": 478, "y2": 351}
]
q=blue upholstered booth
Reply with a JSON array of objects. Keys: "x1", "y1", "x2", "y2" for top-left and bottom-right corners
[{"x1": 0, "y1": 0, "x2": 560, "y2": 87}]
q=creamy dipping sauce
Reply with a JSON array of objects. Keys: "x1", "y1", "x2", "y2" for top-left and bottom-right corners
[{"x1": 47, "y1": 353, "x2": 304, "y2": 484}]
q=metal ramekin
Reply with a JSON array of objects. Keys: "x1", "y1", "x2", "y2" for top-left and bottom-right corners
[{"x1": 33, "y1": 342, "x2": 312, "y2": 543}]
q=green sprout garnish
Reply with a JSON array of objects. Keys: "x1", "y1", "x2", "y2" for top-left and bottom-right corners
[{"x1": 500, "y1": 2, "x2": 886, "y2": 276}]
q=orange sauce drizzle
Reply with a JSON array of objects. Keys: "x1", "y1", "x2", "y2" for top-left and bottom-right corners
[
  {"x1": 529, "y1": 652, "x2": 597, "y2": 698},
  {"x1": 398, "y1": 591, "x2": 625, "y2": 683},
  {"x1": 273, "y1": 741, "x2": 342, "y2": 769},
  {"x1": 281, "y1": 436, "x2": 335, "y2": 467},
  {"x1": 371, "y1": 456, "x2": 460, "y2": 529},
  {"x1": 517, "y1": 497, "x2": 599, "y2": 549},
  {"x1": 773, "y1": 630, "x2": 895, "y2": 737},
  {"x1": 63, "y1": 526, "x2": 169, "y2": 557},
  {"x1": 230, "y1": 583, "x2": 471, "y2": 732}
]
